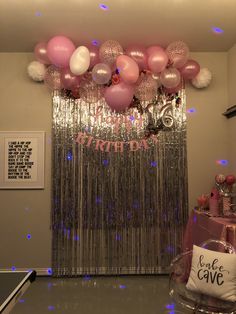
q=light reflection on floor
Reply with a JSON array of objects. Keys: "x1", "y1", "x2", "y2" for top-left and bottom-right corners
[{"x1": 12, "y1": 275, "x2": 185, "y2": 314}]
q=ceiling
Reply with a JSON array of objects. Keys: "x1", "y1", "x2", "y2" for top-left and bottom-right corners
[{"x1": 1, "y1": 0, "x2": 236, "y2": 52}]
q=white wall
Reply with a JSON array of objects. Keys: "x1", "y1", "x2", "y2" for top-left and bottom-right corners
[
  {"x1": 0, "y1": 52, "x2": 231, "y2": 270},
  {"x1": 0, "y1": 53, "x2": 52, "y2": 272},
  {"x1": 227, "y1": 44, "x2": 236, "y2": 175},
  {"x1": 186, "y1": 52, "x2": 229, "y2": 210}
]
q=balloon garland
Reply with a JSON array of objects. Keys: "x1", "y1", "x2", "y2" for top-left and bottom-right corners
[{"x1": 28, "y1": 36, "x2": 212, "y2": 113}]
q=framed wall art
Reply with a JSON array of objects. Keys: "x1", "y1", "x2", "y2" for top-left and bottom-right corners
[{"x1": 0, "y1": 131, "x2": 45, "y2": 189}]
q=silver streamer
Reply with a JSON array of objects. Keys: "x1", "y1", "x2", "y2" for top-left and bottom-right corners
[{"x1": 51, "y1": 90, "x2": 188, "y2": 276}]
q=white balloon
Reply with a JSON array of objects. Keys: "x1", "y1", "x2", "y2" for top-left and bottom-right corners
[{"x1": 69, "y1": 46, "x2": 90, "y2": 75}]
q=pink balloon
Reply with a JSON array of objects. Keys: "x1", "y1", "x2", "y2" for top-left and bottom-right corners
[
  {"x1": 160, "y1": 67, "x2": 181, "y2": 88},
  {"x1": 88, "y1": 45, "x2": 100, "y2": 69},
  {"x1": 44, "y1": 65, "x2": 63, "y2": 90},
  {"x1": 226, "y1": 175, "x2": 236, "y2": 185},
  {"x1": 34, "y1": 42, "x2": 50, "y2": 65},
  {"x1": 116, "y1": 55, "x2": 139, "y2": 84},
  {"x1": 148, "y1": 48, "x2": 168, "y2": 74},
  {"x1": 147, "y1": 45, "x2": 165, "y2": 56},
  {"x1": 125, "y1": 45, "x2": 148, "y2": 70},
  {"x1": 104, "y1": 82, "x2": 134, "y2": 112},
  {"x1": 47, "y1": 36, "x2": 75, "y2": 68},
  {"x1": 179, "y1": 59, "x2": 200, "y2": 80},
  {"x1": 61, "y1": 68, "x2": 81, "y2": 90}
]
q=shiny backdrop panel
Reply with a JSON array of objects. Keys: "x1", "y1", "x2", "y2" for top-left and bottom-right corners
[{"x1": 52, "y1": 90, "x2": 188, "y2": 276}]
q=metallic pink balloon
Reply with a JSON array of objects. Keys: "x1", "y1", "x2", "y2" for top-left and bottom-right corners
[
  {"x1": 134, "y1": 73, "x2": 157, "y2": 101},
  {"x1": 61, "y1": 68, "x2": 81, "y2": 90},
  {"x1": 125, "y1": 45, "x2": 148, "y2": 70},
  {"x1": 166, "y1": 41, "x2": 189, "y2": 68},
  {"x1": 116, "y1": 55, "x2": 139, "y2": 84},
  {"x1": 179, "y1": 59, "x2": 200, "y2": 80},
  {"x1": 160, "y1": 67, "x2": 181, "y2": 88},
  {"x1": 34, "y1": 42, "x2": 50, "y2": 64},
  {"x1": 148, "y1": 47, "x2": 168, "y2": 74},
  {"x1": 99, "y1": 40, "x2": 123, "y2": 67},
  {"x1": 88, "y1": 45, "x2": 100, "y2": 69},
  {"x1": 92, "y1": 63, "x2": 112, "y2": 85},
  {"x1": 47, "y1": 36, "x2": 75, "y2": 68},
  {"x1": 147, "y1": 45, "x2": 165, "y2": 56},
  {"x1": 44, "y1": 65, "x2": 63, "y2": 90},
  {"x1": 104, "y1": 82, "x2": 134, "y2": 112}
]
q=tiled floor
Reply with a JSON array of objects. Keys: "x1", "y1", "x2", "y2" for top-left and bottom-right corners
[{"x1": 11, "y1": 275, "x2": 186, "y2": 314}]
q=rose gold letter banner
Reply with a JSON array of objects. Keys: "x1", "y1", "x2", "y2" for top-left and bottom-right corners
[{"x1": 51, "y1": 90, "x2": 188, "y2": 276}]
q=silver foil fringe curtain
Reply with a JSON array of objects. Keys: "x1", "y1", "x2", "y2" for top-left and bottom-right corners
[{"x1": 51, "y1": 90, "x2": 188, "y2": 276}]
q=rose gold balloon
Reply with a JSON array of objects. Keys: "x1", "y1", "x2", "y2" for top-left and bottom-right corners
[
  {"x1": 88, "y1": 45, "x2": 100, "y2": 69},
  {"x1": 79, "y1": 74, "x2": 104, "y2": 103},
  {"x1": 34, "y1": 42, "x2": 50, "y2": 65},
  {"x1": 226, "y1": 174, "x2": 236, "y2": 185},
  {"x1": 61, "y1": 68, "x2": 81, "y2": 90},
  {"x1": 179, "y1": 59, "x2": 200, "y2": 80},
  {"x1": 134, "y1": 73, "x2": 157, "y2": 101},
  {"x1": 166, "y1": 41, "x2": 189, "y2": 68},
  {"x1": 99, "y1": 40, "x2": 123, "y2": 67},
  {"x1": 44, "y1": 65, "x2": 62, "y2": 90},
  {"x1": 125, "y1": 45, "x2": 148, "y2": 70}
]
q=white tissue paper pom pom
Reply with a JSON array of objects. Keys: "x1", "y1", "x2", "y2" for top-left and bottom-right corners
[
  {"x1": 191, "y1": 67, "x2": 212, "y2": 89},
  {"x1": 27, "y1": 61, "x2": 46, "y2": 82}
]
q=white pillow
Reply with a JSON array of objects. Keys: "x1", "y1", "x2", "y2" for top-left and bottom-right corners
[{"x1": 186, "y1": 245, "x2": 236, "y2": 302}]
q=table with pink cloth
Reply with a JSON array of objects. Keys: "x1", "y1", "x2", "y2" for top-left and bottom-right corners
[{"x1": 183, "y1": 210, "x2": 236, "y2": 251}]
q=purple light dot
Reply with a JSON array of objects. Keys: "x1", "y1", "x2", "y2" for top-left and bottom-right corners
[
  {"x1": 103, "y1": 159, "x2": 109, "y2": 166},
  {"x1": 133, "y1": 201, "x2": 139, "y2": 209},
  {"x1": 212, "y1": 27, "x2": 224, "y2": 34},
  {"x1": 35, "y1": 11, "x2": 42, "y2": 17},
  {"x1": 166, "y1": 246, "x2": 174, "y2": 253},
  {"x1": 47, "y1": 268, "x2": 52, "y2": 275},
  {"x1": 19, "y1": 299, "x2": 25, "y2": 303},
  {"x1": 187, "y1": 108, "x2": 196, "y2": 113},
  {"x1": 27, "y1": 234, "x2": 32, "y2": 240},
  {"x1": 99, "y1": 3, "x2": 109, "y2": 10},
  {"x1": 166, "y1": 303, "x2": 175, "y2": 310},
  {"x1": 11, "y1": 266, "x2": 16, "y2": 271},
  {"x1": 193, "y1": 215, "x2": 197, "y2": 223},
  {"x1": 127, "y1": 212, "x2": 132, "y2": 219},
  {"x1": 119, "y1": 284, "x2": 126, "y2": 289},
  {"x1": 115, "y1": 234, "x2": 121, "y2": 241},
  {"x1": 67, "y1": 152, "x2": 73, "y2": 161},
  {"x1": 151, "y1": 161, "x2": 157, "y2": 167},
  {"x1": 48, "y1": 305, "x2": 55, "y2": 311},
  {"x1": 74, "y1": 235, "x2": 80, "y2": 241},
  {"x1": 92, "y1": 40, "x2": 99, "y2": 46},
  {"x1": 216, "y1": 159, "x2": 228, "y2": 166},
  {"x1": 83, "y1": 275, "x2": 91, "y2": 281},
  {"x1": 130, "y1": 116, "x2": 135, "y2": 121},
  {"x1": 96, "y1": 197, "x2": 102, "y2": 204}
]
